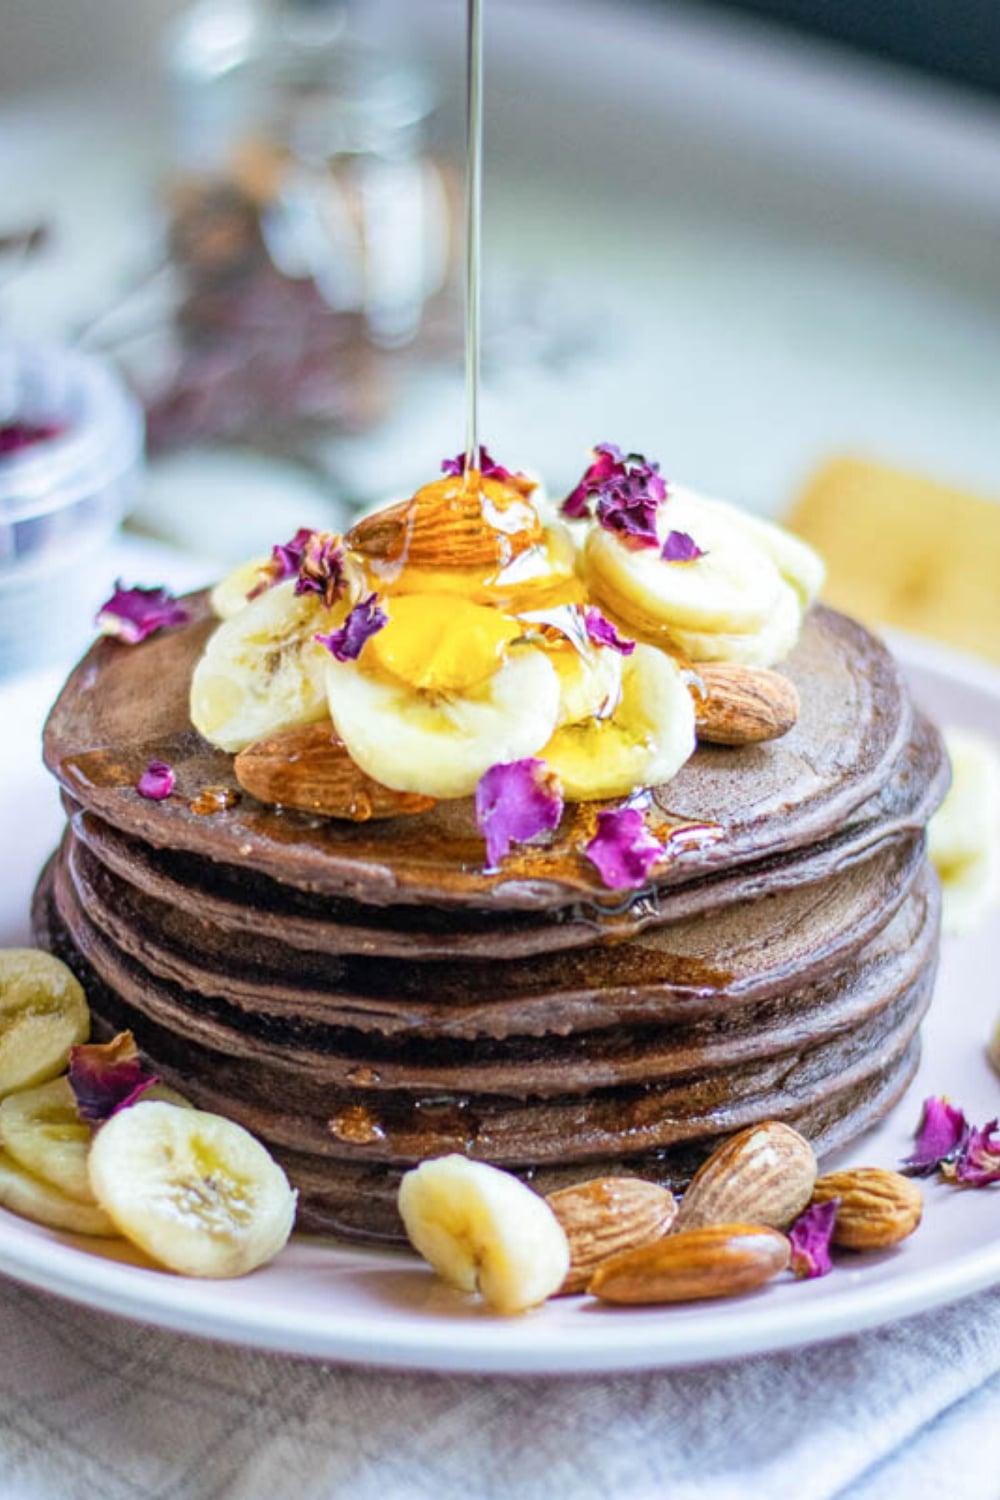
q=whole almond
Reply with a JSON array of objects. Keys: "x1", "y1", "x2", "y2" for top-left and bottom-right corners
[
  {"x1": 234, "y1": 722, "x2": 435, "y2": 821},
  {"x1": 674, "y1": 1122, "x2": 817, "y2": 1233},
  {"x1": 347, "y1": 477, "x2": 543, "y2": 573},
  {"x1": 694, "y1": 664, "x2": 799, "y2": 746},
  {"x1": 588, "y1": 1223, "x2": 790, "y2": 1304},
  {"x1": 811, "y1": 1168, "x2": 923, "y2": 1250},
  {"x1": 546, "y1": 1177, "x2": 678, "y2": 1295}
]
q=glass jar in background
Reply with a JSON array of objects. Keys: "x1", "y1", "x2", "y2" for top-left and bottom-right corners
[
  {"x1": 149, "y1": 0, "x2": 457, "y2": 454},
  {"x1": 0, "y1": 340, "x2": 144, "y2": 677}
]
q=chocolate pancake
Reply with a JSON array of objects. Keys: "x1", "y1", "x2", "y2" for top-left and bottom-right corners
[
  {"x1": 43, "y1": 596, "x2": 924, "y2": 915},
  {"x1": 33, "y1": 594, "x2": 949, "y2": 1243}
]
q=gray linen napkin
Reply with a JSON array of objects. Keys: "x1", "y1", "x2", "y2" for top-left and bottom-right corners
[{"x1": 0, "y1": 1280, "x2": 997, "y2": 1500}]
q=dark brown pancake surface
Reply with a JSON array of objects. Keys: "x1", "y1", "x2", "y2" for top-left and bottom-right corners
[{"x1": 43, "y1": 594, "x2": 928, "y2": 911}]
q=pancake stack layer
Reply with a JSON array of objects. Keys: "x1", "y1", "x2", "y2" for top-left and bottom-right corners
[{"x1": 34, "y1": 595, "x2": 948, "y2": 1243}]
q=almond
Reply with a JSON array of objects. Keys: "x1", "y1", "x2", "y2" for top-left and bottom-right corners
[
  {"x1": 234, "y1": 722, "x2": 435, "y2": 821},
  {"x1": 588, "y1": 1223, "x2": 790, "y2": 1304},
  {"x1": 674, "y1": 1122, "x2": 817, "y2": 1233},
  {"x1": 546, "y1": 1177, "x2": 677, "y2": 1295},
  {"x1": 347, "y1": 476, "x2": 544, "y2": 574},
  {"x1": 811, "y1": 1168, "x2": 923, "y2": 1250},
  {"x1": 694, "y1": 664, "x2": 799, "y2": 746}
]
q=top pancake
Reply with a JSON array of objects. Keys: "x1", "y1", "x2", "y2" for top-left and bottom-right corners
[{"x1": 43, "y1": 592, "x2": 932, "y2": 913}]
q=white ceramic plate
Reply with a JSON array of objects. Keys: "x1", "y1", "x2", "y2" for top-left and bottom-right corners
[{"x1": 0, "y1": 634, "x2": 998, "y2": 1374}]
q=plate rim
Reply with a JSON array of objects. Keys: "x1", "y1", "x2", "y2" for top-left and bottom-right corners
[{"x1": 1, "y1": 627, "x2": 998, "y2": 1374}]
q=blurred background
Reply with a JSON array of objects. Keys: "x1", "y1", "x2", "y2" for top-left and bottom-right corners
[{"x1": 2, "y1": 0, "x2": 1000, "y2": 671}]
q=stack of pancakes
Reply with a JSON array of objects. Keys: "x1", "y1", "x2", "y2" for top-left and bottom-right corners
[{"x1": 33, "y1": 594, "x2": 948, "y2": 1243}]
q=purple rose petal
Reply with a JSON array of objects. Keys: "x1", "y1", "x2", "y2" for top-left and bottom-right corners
[
  {"x1": 562, "y1": 443, "x2": 627, "y2": 518},
  {"x1": 788, "y1": 1199, "x2": 839, "y2": 1280},
  {"x1": 901, "y1": 1096, "x2": 969, "y2": 1176},
  {"x1": 950, "y1": 1120, "x2": 1000, "y2": 1187},
  {"x1": 136, "y1": 759, "x2": 175, "y2": 801},
  {"x1": 661, "y1": 530, "x2": 706, "y2": 564},
  {"x1": 69, "y1": 1031, "x2": 159, "y2": 1125},
  {"x1": 315, "y1": 593, "x2": 387, "y2": 662},
  {"x1": 562, "y1": 445, "x2": 667, "y2": 539},
  {"x1": 248, "y1": 526, "x2": 314, "y2": 599},
  {"x1": 583, "y1": 607, "x2": 635, "y2": 656},
  {"x1": 96, "y1": 582, "x2": 191, "y2": 645},
  {"x1": 475, "y1": 758, "x2": 564, "y2": 870},
  {"x1": 295, "y1": 531, "x2": 348, "y2": 609},
  {"x1": 441, "y1": 446, "x2": 513, "y2": 481},
  {"x1": 584, "y1": 807, "x2": 663, "y2": 890}
]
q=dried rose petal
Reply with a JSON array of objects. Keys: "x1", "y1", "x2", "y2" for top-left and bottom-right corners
[
  {"x1": 789, "y1": 1199, "x2": 839, "y2": 1279},
  {"x1": 562, "y1": 443, "x2": 627, "y2": 518},
  {"x1": 584, "y1": 807, "x2": 663, "y2": 890},
  {"x1": 441, "y1": 446, "x2": 513, "y2": 481},
  {"x1": 247, "y1": 526, "x2": 314, "y2": 600},
  {"x1": 96, "y1": 582, "x2": 190, "y2": 645},
  {"x1": 662, "y1": 530, "x2": 706, "y2": 564},
  {"x1": 475, "y1": 758, "x2": 564, "y2": 869},
  {"x1": 315, "y1": 593, "x2": 387, "y2": 662},
  {"x1": 949, "y1": 1120, "x2": 1000, "y2": 1187},
  {"x1": 901, "y1": 1096, "x2": 969, "y2": 1176},
  {"x1": 295, "y1": 530, "x2": 348, "y2": 609},
  {"x1": 0, "y1": 420, "x2": 63, "y2": 456},
  {"x1": 136, "y1": 759, "x2": 175, "y2": 801},
  {"x1": 69, "y1": 1031, "x2": 159, "y2": 1125},
  {"x1": 583, "y1": 607, "x2": 635, "y2": 656}
]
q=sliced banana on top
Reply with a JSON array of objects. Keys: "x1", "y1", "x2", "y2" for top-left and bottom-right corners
[
  {"x1": 659, "y1": 578, "x2": 803, "y2": 668},
  {"x1": 542, "y1": 644, "x2": 696, "y2": 800},
  {"x1": 929, "y1": 727, "x2": 1000, "y2": 936},
  {"x1": 548, "y1": 638, "x2": 624, "y2": 729},
  {"x1": 699, "y1": 495, "x2": 825, "y2": 607},
  {"x1": 398, "y1": 1154, "x2": 570, "y2": 1314},
  {"x1": 191, "y1": 580, "x2": 342, "y2": 753},
  {"x1": 326, "y1": 643, "x2": 561, "y2": 800},
  {"x1": 585, "y1": 487, "x2": 787, "y2": 638},
  {"x1": 88, "y1": 1101, "x2": 296, "y2": 1277},
  {"x1": 0, "y1": 951, "x2": 89, "y2": 1101},
  {"x1": 0, "y1": 1150, "x2": 118, "y2": 1238},
  {"x1": 210, "y1": 558, "x2": 271, "y2": 620}
]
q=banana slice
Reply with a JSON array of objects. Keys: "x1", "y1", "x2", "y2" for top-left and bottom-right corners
[
  {"x1": 0, "y1": 1077, "x2": 95, "y2": 1203},
  {"x1": 0, "y1": 1077, "x2": 192, "y2": 1205},
  {"x1": 0, "y1": 1149, "x2": 118, "y2": 1237},
  {"x1": 398, "y1": 1154, "x2": 570, "y2": 1314},
  {"x1": 326, "y1": 646, "x2": 561, "y2": 800},
  {"x1": 585, "y1": 487, "x2": 787, "y2": 637},
  {"x1": 87, "y1": 1101, "x2": 296, "y2": 1277},
  {"x1": 541, "y1": 644, "x2": 696, "y2": 800},
  {"x1": 660, "y1": 579, "x2": 803, "y2": 668},
  {"x1": 191, "y1": 580, "x2": 341, "y2": 753},
  {"x1": 210, "y1": 558, "x2": 271, "y2": 620},
  {"x1": 929, "y1": 727, "x2": 1000, "y2": 936},
  {"x1": 699, "y1": 495, "x2": 825, "y2": 606},
  {"x1": 549, "y1": 639, "x2": 624, "y2": 728},
  {"x1": 0, "y1": 951, "x2": 89, "y2": 1101}
]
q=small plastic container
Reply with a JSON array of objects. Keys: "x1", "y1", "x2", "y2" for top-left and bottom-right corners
[{"x1": 0, "y1": 341, "x2": 145, "y2": 677}]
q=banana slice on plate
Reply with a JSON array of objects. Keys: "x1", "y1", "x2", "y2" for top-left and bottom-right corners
[
  {"x1": 549, "y1": 639, "x2": 624, "y2": 729},
  {"x1": 0, "y1": 1150, "x2": 118, "y2": 1237},
  {"x1": 0, "y1": 1077, "x2": 95, "y2": 1203},
  {"x1": 326, "y1": 641, "x2": 561, "y2": 800},
  {"x1": 585, "y1": 486, "x2": 787, "y2": 638},
  {"x1": 398, "y1": 1154, "x2": 570, "y2": 1314},
  {"x1": 191, "y1": 580, "x2": 343, "y2": 753},
  {"x1": 0, "y1": 951, "x2": 89, "y2": 1101},
  {"x1": 88, "y1": 1101, "x2": 296, "y2": 1277},
  {"x1": 929, "y1": 727, "x2": 1000, "y2": 935},
  {"x1": 0, "y1": 1077, "x2": 192, "y2": 1205},
  {"x1": 542, "y1": 644, "x2": 696, "y2": 800}
]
